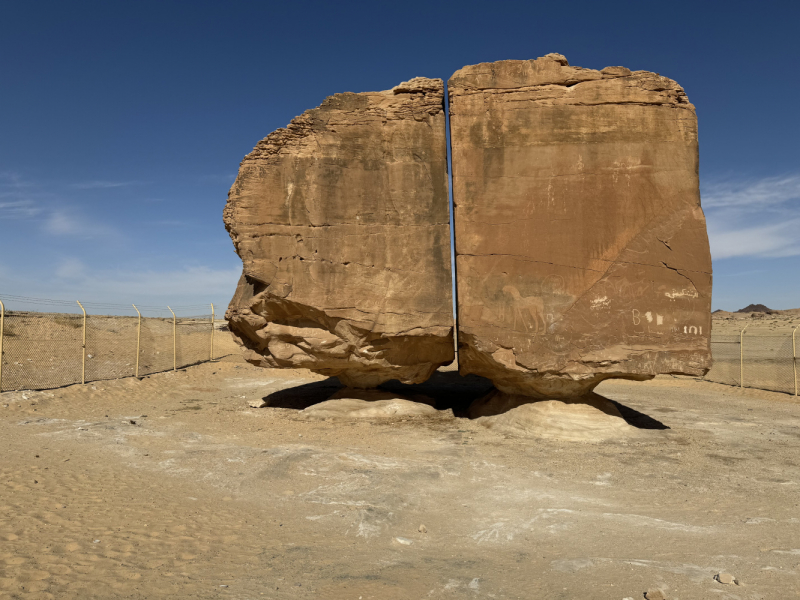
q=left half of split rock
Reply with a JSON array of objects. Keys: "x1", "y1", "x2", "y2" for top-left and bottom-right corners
[{"x1": 224, "y1": 77, "x2": 455, "y2": 388}]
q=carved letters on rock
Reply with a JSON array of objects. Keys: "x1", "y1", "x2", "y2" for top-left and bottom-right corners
[
  {"x1": 448, "y1": 54, "x2": 712, "y2": 398},
  {"x1": 224, "y1": 78, "x2": 454, "y2": 388}
]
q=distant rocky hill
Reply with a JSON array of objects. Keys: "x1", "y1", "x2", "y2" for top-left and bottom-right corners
[
  {"x1": 712, "y1": 305, "x2": 800, "y2": 318},
  {"x1": 736, "y1": 304, "x2": 774, "y2": 314}
]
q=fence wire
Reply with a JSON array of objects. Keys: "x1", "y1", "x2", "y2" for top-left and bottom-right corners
[
  {"x1": 0, "y1": 302, "x2": 237, "y2": 392},
  {"x1": 1, "y1": 297, "x2": 796, "y2": 396},
  {"x1": 706, "y1": 329, "x2": 798, "y2": 396}
]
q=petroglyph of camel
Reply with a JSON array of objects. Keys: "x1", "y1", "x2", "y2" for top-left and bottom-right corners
[{"x1": 502, "y1": 285, "x2": 547, "y2": 333}]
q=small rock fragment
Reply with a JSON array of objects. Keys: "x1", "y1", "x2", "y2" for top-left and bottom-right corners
[
  {"x1": 645, "y1": 589, "x2": 666, "y2": 600},
  {"x1": 418, "y1": 524, "x2": 427, "y2": 533},
  {"x1": 393, "y1": 537, "x2": 413, "y2": 545},
  {"x1": 248, "y1": 398, "x2": 267, "y2": 408},
  {"x1": 715, "y1": 573, "x2": 734, "y2": 584}
]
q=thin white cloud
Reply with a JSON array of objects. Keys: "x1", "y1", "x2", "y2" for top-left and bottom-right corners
[
  {"x1": 70, "y1": 180, "x2": 141, "y2": 189},
  {"x1": 0, "y1": 171, "x2": 33, "y2": 188},
  {"x1": 0, "y1": 200, "x2": 42, "y2": 219},
  {"x1": 708, "y1": 218, "x2": 800, "y2": 259},
  {"x1": 0, "y1": 172, "x2": 50, "y2": 219},
  {"x1": 702, "y1": 173, "x2": 800, "y2": 260},
  {"x1": 199, "y1": 173, "x2": 236, "y2": 183},
  {"x1": 702, "y1": 174, "x2": 800, "y2": 209},
  {"x1": 55, "y1": 257, "x2": 88, "y2": 279},
  {"x1": 44, "y1": 210, "x2": 118, "y2": 238},
  {"x1": 51, "y1": 260, "x2": 240, "y2": 310}
]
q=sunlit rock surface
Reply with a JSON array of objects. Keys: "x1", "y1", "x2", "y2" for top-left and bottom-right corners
[
  {"x1": 225, "y1": 77, "x2": 454, "y2": 387},
  {"x1": 449, "y1": 53, "x2": 712, "y2": 398}
]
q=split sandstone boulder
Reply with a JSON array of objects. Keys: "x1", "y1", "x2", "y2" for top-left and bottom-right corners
[{"x1": 225, "y1": 55, "x2": 713, "y2": 401}]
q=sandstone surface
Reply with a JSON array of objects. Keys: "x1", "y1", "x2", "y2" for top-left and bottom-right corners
[
  {"x1": 474, "y1": 393, "x2": 635, "y2": 442},
  {"x1": 468, "y1": 389, "x2": 622, "y2": 419},
  {"x1": 449, "y1": 54, "x2": 712, "y2": 398},
  {"x1": 301, "y1": 388, "x2": 441, "y2": 419},
  {"x1": 225, "y1": 78, "x2": 454, "y2": 387}
]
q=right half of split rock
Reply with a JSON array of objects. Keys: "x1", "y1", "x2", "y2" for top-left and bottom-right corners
[{"x1": 449, "y1": 53, "x2": 713, "y2": 399}]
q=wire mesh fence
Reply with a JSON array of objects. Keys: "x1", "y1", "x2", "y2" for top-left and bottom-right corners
[
  {"x1": 706, "y1": 328, "x2": 798, "y2": 396},
  {"x1": 0, "y1": 295, "x2": 239, "y2": 392},
  {"x1": 1, "y1": 295, "x2": 797, "y2": 396}
]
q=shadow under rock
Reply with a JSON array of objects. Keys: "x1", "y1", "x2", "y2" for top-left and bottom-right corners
[
  {"x1": 256, "y1": 370, "x2": 669, "y2": 430},
  {"x1": 606, "y1": 399, "x2": 670, "y2": 430},
  {"x1": 261, "y1": 378, "x2": 344, "y2": 410},
  {"x1": 379, "y1": 370, "x2": 495, "y2": 418}
]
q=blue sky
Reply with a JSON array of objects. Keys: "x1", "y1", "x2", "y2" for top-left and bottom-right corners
[{"x1": 1, "y1": 0, "x2": 798, "y2": 313}]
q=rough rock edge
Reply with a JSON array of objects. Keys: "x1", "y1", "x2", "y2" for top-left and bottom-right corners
[
  {"x1": 448, "y1": 53, "x2": 693, "y2": 109},
  {"x1": 233, "y1": 77, "x2": 446, "y2": 165}
]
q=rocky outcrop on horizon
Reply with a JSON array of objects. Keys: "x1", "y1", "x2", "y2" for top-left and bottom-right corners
[{"x1": 736, "y1": 304, "x2": 774, "y2": 313}]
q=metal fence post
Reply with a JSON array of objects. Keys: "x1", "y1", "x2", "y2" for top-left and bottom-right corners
[
  {"x1": 0, "y1": 298, "x2": 5, "y2": 392},
  {"x1": 132, "y1": 304, "x2": 141, "y2": 378},
  {"x1": 739, "y1": 325, "x2": 748, "y2": 388},
  {"x1": 793, "y1": 326, "x2": 798, "y2": 397},
  {"x1": 167, "y1": 306, "x2": 176, "y2": 372},
  {"x1": 77, "y1": 301, "x2": 87, "y2": 384},
  {"x1": 210, "y1": 303, "x2": 215, "y2": 361}
]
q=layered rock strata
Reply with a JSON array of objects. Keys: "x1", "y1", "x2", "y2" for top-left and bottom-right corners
[
  {"x1": 449, "y1": 54, "x2": 712, "y2": 398},
  {"x1": 225, "y1": 78, "x2": 454, "y2": 388}
]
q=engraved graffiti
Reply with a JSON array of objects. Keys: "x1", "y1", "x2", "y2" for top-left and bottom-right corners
[
  {"x1": 503, "y1": 285, "x2": 547, "y2": 333},
  {"x1": 666, "y1": 288, "x2": 699, "y2": 300}
]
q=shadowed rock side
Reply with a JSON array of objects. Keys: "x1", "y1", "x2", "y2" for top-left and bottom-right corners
[
  {"x1": 449, "y1": 54, "x2": 712, "y2": 398},
  {"x1": 225, "y1": 77, "x2": 454, "y2": 388}
]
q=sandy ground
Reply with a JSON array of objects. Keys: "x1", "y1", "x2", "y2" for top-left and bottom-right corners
[
  {"x1": 2, "y1": 355, "x2": 800, "y2": 599},
  {"x1": 0, "y1": 312, "x2": 225, "y2": 392},
  {"x1": 712, "y1": 312, "x2": 800, "y2": 335}
]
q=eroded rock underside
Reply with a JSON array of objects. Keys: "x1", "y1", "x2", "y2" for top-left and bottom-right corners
[
  {"x1": 449, "y1": 54, "x2": 712, "y2": 398},
  {"x1": 225, "y1": 78, "x2": 454, "y2": 388}
]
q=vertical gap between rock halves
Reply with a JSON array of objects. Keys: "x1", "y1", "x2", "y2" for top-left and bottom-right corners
[{"x1": 443, "y1": 80, "x2": 459, "y2": 365}]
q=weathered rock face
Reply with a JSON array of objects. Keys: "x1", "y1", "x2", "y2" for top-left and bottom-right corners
[
  {"x1": 449, "y1": 54, "x2": 712, "y2": 398},
  {"x1": 225, "y1": 77, "x2": 454, "y2": 388}
]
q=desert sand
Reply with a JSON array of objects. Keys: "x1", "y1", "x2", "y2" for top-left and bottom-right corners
[
  {"x1": 712, "y1": 309, "x2": 800, "y2": 335},
  {"x1": 2, "y1": 351, "x2": 800, "y2": 599}
]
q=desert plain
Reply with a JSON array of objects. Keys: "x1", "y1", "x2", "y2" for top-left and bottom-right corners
[{"x1": 2, "y1": 330, "x2": 800, "y2": 600}]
